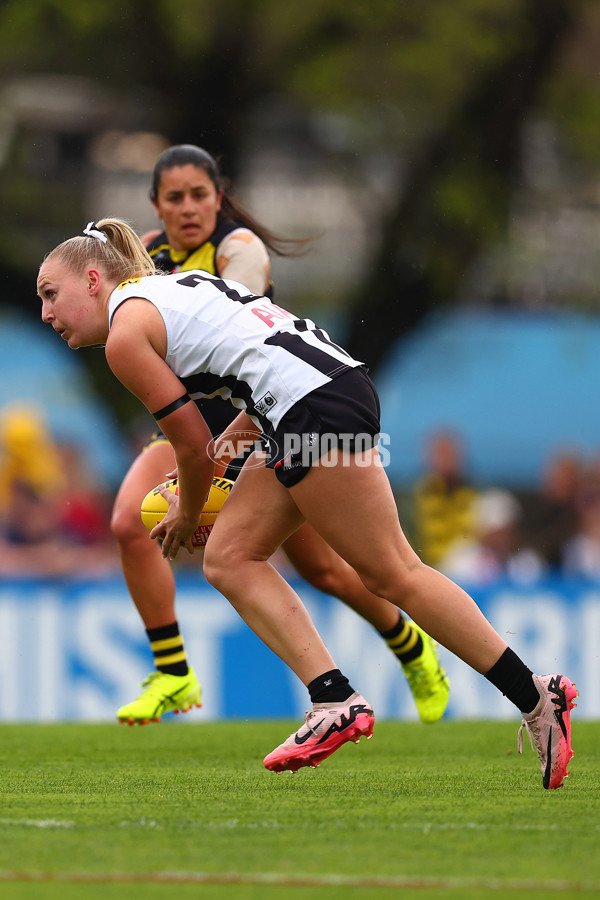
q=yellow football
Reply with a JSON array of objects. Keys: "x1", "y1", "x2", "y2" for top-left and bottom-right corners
[{"x1": 140, "y1": 476, "x2": 234, "y2": 547}]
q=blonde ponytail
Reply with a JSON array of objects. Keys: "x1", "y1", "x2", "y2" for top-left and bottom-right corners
[{"x1": 43, "y1": 217, "x2": 156, "y2": 282}]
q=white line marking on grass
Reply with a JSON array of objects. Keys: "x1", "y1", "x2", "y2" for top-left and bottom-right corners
[
  {"x1": 0, "y1": 818, "x2": 578, "y2": 835},
  {"x1": 0, "y1": 819, "x2": 75, "y2": 829},
  {"x1": 413, "y1": 822, "x2": 561, "y2": 833},
  {"x1": 0, "y1": 871, "x2": 599, "y2": 891},
  {"x1": 111, "y1": 818, "x2": 571, "y2": 833},
  {"x1": 118, "y1": 818, "x2": 163, "y2": 829}
]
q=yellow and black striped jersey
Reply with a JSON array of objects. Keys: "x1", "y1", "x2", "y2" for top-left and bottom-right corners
[{"x1": 146, "y1": 215, "x2": 274, "y2": 298}]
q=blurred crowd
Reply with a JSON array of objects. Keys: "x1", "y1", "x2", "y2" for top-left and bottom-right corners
[
  {"x1": 0, "y1": 404, "x2": 118, "y2": 578},
  {"x1": 405, "y1": 430, "x2": 599, "y2": 586},
  {"x1": 1, "y1": 403, "x2": 599, "y2": 584}
]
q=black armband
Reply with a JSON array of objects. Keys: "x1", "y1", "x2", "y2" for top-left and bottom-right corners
[{"x1": 152, "y1": 392, "x2": 192, "y2": 421}]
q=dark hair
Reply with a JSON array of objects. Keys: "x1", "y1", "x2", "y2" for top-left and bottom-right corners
[
  {"x1": 151, "y1": 144, "x2": 310, "y2": 258},
  {"x1": 150, "y1": 144, "x2": 221, "y2": 202}
]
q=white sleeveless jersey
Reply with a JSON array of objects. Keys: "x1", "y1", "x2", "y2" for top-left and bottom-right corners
[{"x1": 108, "y1": 270, "x2": 363, "y2": 428}]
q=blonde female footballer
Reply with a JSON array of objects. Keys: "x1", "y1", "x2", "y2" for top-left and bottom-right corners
[
  {"x1": 37, "y1": 218, "x2": 577, "y2": 785},
  {"x1": 112, "y1": 144, "x2": 449, "y2": 727}
]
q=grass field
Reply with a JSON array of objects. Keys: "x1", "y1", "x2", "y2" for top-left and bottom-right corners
[{"x1": 0, "y1": 719, "x2": 598, "y2": 900}]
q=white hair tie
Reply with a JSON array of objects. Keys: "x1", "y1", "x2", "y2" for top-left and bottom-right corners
[{"x1": 83, "y1": 222, "x2": 108, "y2": 243}]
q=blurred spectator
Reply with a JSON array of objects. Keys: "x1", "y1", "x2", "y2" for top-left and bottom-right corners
[
  {"x1": 440, "y1": 489, "x2": 546, "y2": 586},
  {"x1": 411, "y1": 429, "x2": 478, "y2": 567},
  {"x1": 0, "y1": 405, "x2": 119, "y2": 577},
  {"x1": 56, "y1": 442, "x2": 113, "y2": 546},
  {"x1": 1, "y1": 478, "x2": 57, "y2": 546},
  {"x1": 562, "y1": 456, "x2": 600, "y2": 579},
  {"x1": 0, "y1": 404, "x2": 66, "y2": 506},
  {"x1": 523, "y1": 452, "x2": 581, "y2": 571}
]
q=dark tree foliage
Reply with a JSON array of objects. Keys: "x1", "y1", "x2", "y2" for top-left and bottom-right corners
[
  {"x1": 0, "y1": 0, "x2": 594, "y2": 421},
  {"x1": 344, "y1": 0, "x2": 577, "y2": 369}
]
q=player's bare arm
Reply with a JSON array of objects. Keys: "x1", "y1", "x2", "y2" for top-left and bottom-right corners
[{"x1": 106, "y1": 298, "x2": 214, "y2": 556}]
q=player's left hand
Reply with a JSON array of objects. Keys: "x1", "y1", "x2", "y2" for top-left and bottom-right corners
[{"x1": 150, "y1": 484, "x2": 196, "y2": 559}]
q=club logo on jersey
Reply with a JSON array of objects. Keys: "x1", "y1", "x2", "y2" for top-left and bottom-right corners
[
  {"x1": 254, "y1": 392, "x2": 278, "y2": 416},
  {"x1": 117, "y1": 277, "x2": 143, "y2": 289}
]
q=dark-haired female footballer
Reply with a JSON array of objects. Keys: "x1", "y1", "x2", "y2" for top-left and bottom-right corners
[
  {"x1": 109, "y1": 145, "x2": 449, "y2": 727},
  {"x1": 37, "y1": 217, "x2": 577, "y2": 785}
]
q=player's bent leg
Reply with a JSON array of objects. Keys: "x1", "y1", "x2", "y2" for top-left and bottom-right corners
[
  {"x1": 287, "y1": 448, "x2": 509, "y2": 674},
  {"x1": 112, "y1": 439, "x2": 201, "y2": 723},
  {"x1": 205, "y1": 458, "x2": 375, "y2": 769},
  {"x1": 288, "y1": 450, "x2": 577, "y2": 784},
  {"x1": 111, "y1": 439, "x2": 179, "y2": 628},
  {"x1": 204, "y1": 462, "x2": 336, "y2": 685},
  {"x1": 282, "y1": 524, "x2": 449, "y2": 723}
]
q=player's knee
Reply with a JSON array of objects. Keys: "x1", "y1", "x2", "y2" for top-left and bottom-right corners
[
  {"x1": 203, "y1": 537, "x2": 264, "y2": 593},
  {"x1": 203, "y1": 545, "x2": 232, "y2": 592},
  {"x1": 110, "y1": 501, "x2": 144, "y2": 548},
  {"x1": 203, "y1": 533, "x2": 235, "y2": 588},
  {"x1": 358, "y1": 557, "x2": 424, "y2": 604}
]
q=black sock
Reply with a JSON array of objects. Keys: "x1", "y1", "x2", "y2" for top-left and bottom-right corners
[
  {"x1": 308, "y1": 669, "x2": 354, "y2": 704},
  {"x1": 380, "y1": 613, "x2": 423, "y2": 664},
  {"x1": 484, "y1": 647, "x2": 539, "y2": 713},
  {"x1": 146, "y1": 621, "x2": 189, "y2": 677}
]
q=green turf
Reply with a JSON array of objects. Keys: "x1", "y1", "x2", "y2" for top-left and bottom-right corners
[{"x1": 0, "y1": 720, "x2": 597, "y2": 900}]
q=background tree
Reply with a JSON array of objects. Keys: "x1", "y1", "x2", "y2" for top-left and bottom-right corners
[
  {"x1": 341, "y1": 0, "x2": 581, "y2": 366},
  {"x1": 0, "y1": 0, "x2": 598, "y2": 383}
]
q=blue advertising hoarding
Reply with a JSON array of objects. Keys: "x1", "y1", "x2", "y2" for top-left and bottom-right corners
[{"x1": 0, "y1": 574, "x2": 598, "y2": 722}]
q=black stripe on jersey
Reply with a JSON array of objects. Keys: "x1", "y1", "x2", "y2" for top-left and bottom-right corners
[
  {"x1": 264, "y1": 331, "x2": 353, "y2": 378},
  {"x1": 180, "y1": 371, "x2": 255, "y2": 411},
  {"x1": 176, "y1": 271, "x2": 262, "y2": 305},
  {"x1": 292, "y1": 321, "x2": 352, "y2": 359}
]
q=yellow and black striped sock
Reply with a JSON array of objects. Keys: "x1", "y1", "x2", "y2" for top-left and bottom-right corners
[
  {"x1": 380, "y1": 614, "x2": 423, "y2": 664},
  {"x1": 146, "y1": 621, "x2": 189, "y2": 676}
]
